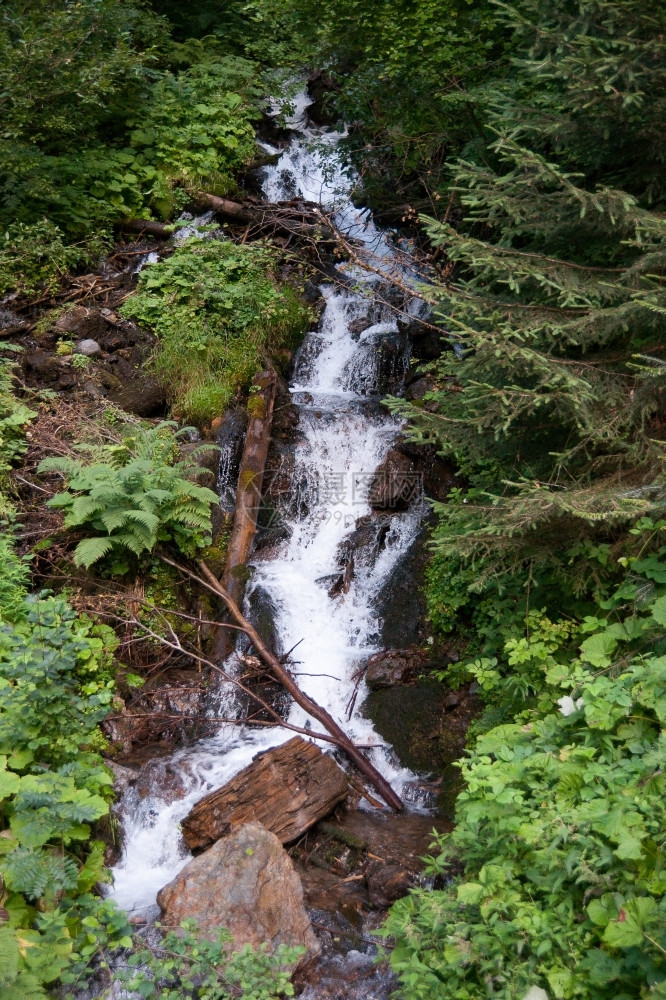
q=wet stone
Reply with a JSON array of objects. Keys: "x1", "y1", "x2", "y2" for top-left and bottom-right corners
[{"x1": 368, "y1": 448, "x2": 420, "y2": 511}]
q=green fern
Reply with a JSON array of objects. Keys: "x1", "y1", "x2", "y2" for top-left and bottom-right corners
[
  {"x1": 0, "y1": 927, "x2": 20, "y2": 989},
  {"x1": 2, "y1": 848, "x2": 78, "y2": 902},
  {"x1": 39, "y1": 423, "x2": 219, "y2": 569}
]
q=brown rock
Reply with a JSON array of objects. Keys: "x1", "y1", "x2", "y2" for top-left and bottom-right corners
[
  {"x1": 366, "y1": 861, "x2": 413, "y2": 907},
  {"x1": 157, "y1": 822, "x2": 320, "y2": 960},
  {"x1": 368, "y1": 449, "x2": 420, "y2": 511},
  {"x1": 55, "y1": 305, "x2": 106, "y2": 340},
  {"x1": 365, "y1": 649, "x2": 420, "y2": 690},
  {"x1": 23, "y1": 350, "x2": 62, "y2": 381},
  {"x1": 182, "y1": 736, "x2": 348, "y2": 852}
]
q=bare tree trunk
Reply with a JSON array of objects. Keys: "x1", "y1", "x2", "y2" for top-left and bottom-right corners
[{"x1": 214, "y1": 370, "x2": 277, "y2": 660}]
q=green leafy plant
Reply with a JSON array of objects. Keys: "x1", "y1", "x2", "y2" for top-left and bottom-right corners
[
  {"x1": 70, "y1": 354, "x2": 91, "y2": 371},
  {"x1": 0, "y1": 222, "x2": 107, "y2": 298},
  {"x1": 383, "y1": 555, "x2": 666, "y2": 1000},
  {"x1": 0, "y1": 535, "x2": 120, "y2": 998},
  {"x1": 112, "y1": 920, "x2": 303, "y2": 1000},
  {"x1": 0, "y1": 356, "x2": 37, "y2": 514},
  {"x1": 122, "y1": 238, "x2": 310, "y2": 422},
  {"x1": 38, "y1": 422, "x2": 219, "y2": 569}
]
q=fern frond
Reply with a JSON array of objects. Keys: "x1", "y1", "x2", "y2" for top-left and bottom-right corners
[{"x1": 72, "y1": 536, "x2": 114, "y2": 569}]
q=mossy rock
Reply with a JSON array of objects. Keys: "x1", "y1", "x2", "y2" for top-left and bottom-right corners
[{"x1": 364, "y1": 678, "x2": 465, "y2": 817}]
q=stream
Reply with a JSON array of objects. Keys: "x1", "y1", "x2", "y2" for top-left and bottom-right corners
[{"x1": 110, "y1": 91, "x2": 430, "y2": 966}]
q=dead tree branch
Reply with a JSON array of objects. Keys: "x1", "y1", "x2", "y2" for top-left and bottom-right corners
[{"x1": 161, "y1": 556, "x2": 404, "y2": 812}]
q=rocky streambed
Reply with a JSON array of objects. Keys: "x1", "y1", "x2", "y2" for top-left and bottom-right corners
[{"x1": 98, "y1": 89, "x2": 475, "y2": 996}]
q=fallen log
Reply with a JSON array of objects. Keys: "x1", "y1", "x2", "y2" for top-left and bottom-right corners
[
  {"x1": 181, "y1": 736, "x2": 349, "y2": 851},
  {"x1": 214, "y1": 369, "x2": 277, "y2": 660},
  {"x1": 122, "y1": 196, "x2": 332, "y2": 251},
  {"x1": 121, "y1": 219, "x2": 174, "y2": 239},
  {"x1": 194, "y1": 191, "x2": 254, "y2": 222},
  {"x1": 195, "y1": 559, "x2": 404, "y2": 813}
]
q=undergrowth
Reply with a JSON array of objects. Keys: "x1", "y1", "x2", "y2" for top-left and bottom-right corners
[
  {"x1": 38, "y1": 421, "x2": 219, "y2": 573},
  {"x1": 384, "y1": 534, "x2": 666, "y2": 999},
  {"x1": 122, "y1": 238, "x2": 311, "y2": 423}
]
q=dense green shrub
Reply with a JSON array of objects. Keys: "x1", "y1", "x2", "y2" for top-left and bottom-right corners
[
  {"x1": 0, "y1": 533, "x2": 121, "y2": 998},
  {"x1": 123, "y1": 238, "x2": 310, "y2": 422},
  {"x1": 386, "y1": 0, "x2": 666, "y2": 647},
  {"x1": 384, "y1": 550, "x2": 666, "y2": 1000},
  {"x1": 0, "y1": 355, "x2": 37, "y2": 515},
  {"x1": 0, "y1": 0, "x2": 261, "y2": 285},
  {"x1": 0, "y1": 222, "x2": 107, "y2": 298},
  {"x1": 39, "y1": 422, "x2": 219, "y2": 571},
  {"x1": 112, "y1": 920, "x2": 303, "y2": 999}
]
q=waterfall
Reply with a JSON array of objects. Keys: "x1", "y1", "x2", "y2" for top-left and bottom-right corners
[{"x1": 109, "y1": 91, "x2": 426, "y2": 916}]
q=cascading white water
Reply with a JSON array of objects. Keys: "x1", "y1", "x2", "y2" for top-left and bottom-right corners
[{"x1": 110, "y1": 92, "x2": 427, "y2": 916}]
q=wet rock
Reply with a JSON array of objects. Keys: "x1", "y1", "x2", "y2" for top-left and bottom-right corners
[
  {"x1": 302, "y1": 278, "x2": 324, "y2": 304},
  {"x1": 300, "y1": 950, "x2": 398, "y2": 1000},
  {"x1": 293, "y1": 808, "x2": 452, "y2": 950},
  {"x1": 181, "y1": 737, "x2": 349, "y2": 852},
  {"x1": 307, "y1": 71, "x2": 341, "y2": 126},
  {"x1": 393, "y1": 435, "x2": 459, "y2": 503},
  {"x1": 365, "y1": 649, "x2": 426, "y2": 690},
  {"x1": 76, "y1": 338, "x2": 102, "y2": 356},
  {"x1": 399, "y1": 315, "x2": 449, "y2": 362},
  {"x1": 245, "y1": 583, "x2": 282, "y2": 657},
  {"x1": 365, "y1": 675, "x2": 479, "y2": 818},
  {"x1": 341, "y1": 331, "x2": 409, "y2": 397},
  {"x1": 368, "y1": 449, "x2": 420, "y2": 511},
  {"x1": 348, "y1": 316, "x2": 373, "y2": 336},
  {"x1": 157, "y1": 822, "x2": 320, "y2": 961},
  {"x1": 214, "y1": 405, "x2": 247, "y2": 510},
  {"x1": 374, "y1": 521, "x2": 431, "y2": 648},
  {"x1": 132, "y1": 758, "x2": 193, "y2": 805},
  {"x1": 332, "y1": 514, "x2": 393, "y2": 592},
  {"x1": 405, "y1": 375, "x2": 432, "y2": 401},
  {"x1": 347, "y1": 515, "x2": 391, "y2": 554},
  {"x1": 366, "y1": 862, "x2": 412, "y2": 907},
  {"x1": 424, "y1": 457, "x2": 458, "y2": 502},
  {"x1": 108, "y1": 761, "x2": 138, "y2": 799}
]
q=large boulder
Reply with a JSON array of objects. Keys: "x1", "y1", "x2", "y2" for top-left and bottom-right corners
[
  {"x1": 157, "y1": 822, "x2": 320, "y2": 960},
  {"x1": 181, "y1": 737, "x2": 348, "y2": 852}
]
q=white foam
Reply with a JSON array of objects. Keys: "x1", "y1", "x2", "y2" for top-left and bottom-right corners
[{"x1": 110, "y1": 90, "x2": 425, "y2": 914}]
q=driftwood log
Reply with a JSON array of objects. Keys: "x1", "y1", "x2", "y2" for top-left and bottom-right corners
[
  {"x1": 182, "y1": 736, "x2": 348, "y2": 851},
  {"x1": 196, "y1": 560, "x2": 404, "y2": 812},
  {"x1": 214, "y1": 369, "x2": 277, "y2": 660}
]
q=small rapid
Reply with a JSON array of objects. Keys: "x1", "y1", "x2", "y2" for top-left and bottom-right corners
[{"x1": 110, "y1": 91, "x2": 427, "y2": 916}]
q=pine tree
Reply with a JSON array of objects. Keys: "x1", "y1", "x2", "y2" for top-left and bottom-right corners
[{"x1": 389, "y1": 0, "x2": 666, "y2": 618}]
